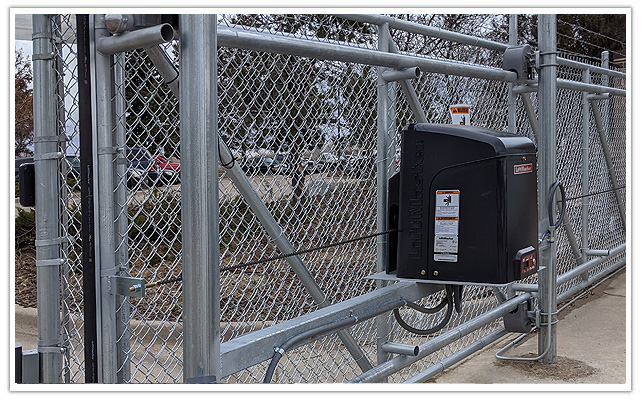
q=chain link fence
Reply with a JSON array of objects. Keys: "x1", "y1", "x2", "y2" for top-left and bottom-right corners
[{"x1": 35, "y1": 13, "x2": 626, "y2": 384}]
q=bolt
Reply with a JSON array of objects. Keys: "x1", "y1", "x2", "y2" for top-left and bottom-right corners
[
  {"x1": 420, "y1": 269, "x2": 426, "y2": 276},
  {"x1": 433, "y1": 270, "x2": 439, "y2": 277}
]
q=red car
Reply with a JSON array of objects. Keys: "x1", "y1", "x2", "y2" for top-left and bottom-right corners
[
  {"x1": 152, "y1": 155, "x2": 181, "y2": 183},
  {"x1": 152, "y1": 155, "x2": 181, "y2": 173}
]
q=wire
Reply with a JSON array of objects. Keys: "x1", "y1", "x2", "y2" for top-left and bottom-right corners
[
  {"x1": 393, "y1": 285, "x2": 463, "y2": 336},
  {"x1": 562, "y1": 185, "x2": 626, "y2": 202},
  {"x1": 557, "y1": 19, "x2": 626, "y2": 47},
  {"x1": 133, "y1": 229, "x2": 397, "y2": 291}
]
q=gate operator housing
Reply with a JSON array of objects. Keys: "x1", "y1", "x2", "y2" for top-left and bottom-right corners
[{"x1": 388, "y1": 124, "x2": 538, "y2": 284}]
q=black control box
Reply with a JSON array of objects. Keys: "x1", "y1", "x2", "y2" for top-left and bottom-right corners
[{"x1": 388, "y1": 124, "x2": 538, "y2": 284}]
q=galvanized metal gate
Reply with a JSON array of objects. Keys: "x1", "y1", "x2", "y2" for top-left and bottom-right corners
[{"x1": 27, "y1": 12, "x2": 626, "y2": 383}]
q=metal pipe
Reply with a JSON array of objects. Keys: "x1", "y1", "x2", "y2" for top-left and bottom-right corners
[
  {"x1": 219, "y1": 281, "x2": 440, "y2": 378},
  {"x1": 381, "y1": 342, "x2": 419, "y2": 357},
  {"x1": 557, "y1": 243, "x2": 625, "y2": 287},
  {"x1": 520, "y1": 93, "x2": 539, "y2": 142},
  {"x1": 103, "y1": 14, "x2": 135, "y2": 34},
  {"x1": 144, "y1": 45, "x2": 179, "y2": 94},
  {"x1": 510, "y1": 243, "x2": 625, "y2": 292},
  {"x1": 97, "y1": 23, "x2": 174, "y2": 55},
  {"x1": 381, "y1": 67, "x2": 420, "y2": 82},
  {"x1": 218, "y1": 25, "x2": 623, "y2": 97},
  {"x1": 93, "y1": 14, "x2": 118, "y2": 383},
  {"x1": 264, "y1": 296, "x2": 407, "y2": 383},
  {"x1": 585, "y1": 249, "x2": 611, "y2": 257},
  {"x1": 375, "y1": 22, "x2": 393, "y2": 375},
  {"x1": 349, "y1": 292, "x2": 532, "y2": 383},
  {"x1": 217, "y1": 25, "x2": 518, "y2": 83},
  {"x1": 336, "y1": 14, "x2": 626, "y2": 79},
  {"x1": 512, "y1": 85, "x2": 539, "y2": 94},
  {"x1": 513, "y1": 81, "x2": 624, "y2": 97},
  {"x1": 507, "y1": 14, "x2": 518, "y2": 133},
  {"x1": 148, "y1": 38, "x2": 372, "y2": 374},
  {"x1": 559, "y1": 79, "x2": 625, "y2": 97},
  {"x1": 113, "y1": 52, "x2": 131, "y2": 383},
  {"x1": 581, "y1": 69, "x2": 591, "y2": 265},
  {"x1": 536, "y1": 14, "x2": 558, "y2": 364},
  {"x1": 557, "y1": 259, "x2": 626, "y2": 305},
  {"x1": 600, "y1": 51, "x2": 611, "y2": 150},
  {"x1": 32, "y1": 14, "x2": 63, "y2": 383},
  {"x1": 387, "y1": 38, "x2": 427, "y2": 123},
  {"x1": 590, "y1": 99, "x2": 626, "y2": 226},
  {"x1": 179, "y1": 14, "x2": 221, "y2": 383},
  {"x1": 587, "y1": 93, "x2": 610, "y2": 100},
  {"x1": 404, "y1": 328, "x2": 508, "y2": 383}
]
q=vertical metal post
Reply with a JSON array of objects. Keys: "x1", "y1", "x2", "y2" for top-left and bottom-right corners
[
  {"x1": 601, "y1": 51, "x2": 610, "y2": 140},
  {"x1": 507, "y1": 14, "x2": 518, "y2": 133},
  {"x1": 375, "y1": 22, "x2": 392, "y2": 371},
  {"x1": 114, "y1": 52, "x2": 131, "y2": 382},
  {"x1": 581, "y1": 69, "x2": 591, "y2": 264},
  {"x1": 179, "y1": 14, "x2": 221, "y2": 383},
  {"x1": 92, "y1": 14, "x2": 118, "y2": 382},
  {"x1": 537, "y1": 14, "x2": 558, "y2": 364},
  {"x1": 32, "y1": 14, "x2": 63, "y2": 383}
]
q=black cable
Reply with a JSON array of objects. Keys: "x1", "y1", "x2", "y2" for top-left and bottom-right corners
[
  {"x1": 142, "y1": 229, "x2": 397, "y2": 289},
  {"x1": 220, "y1": 229, "x2": 397, "y2": 273},
  {"x1": 393, "y1": 285, "x2": 456, "y2": 336},
  {"x1": 547, "y1": 181, "x2": 566, "y2": 231},
  {"x1": 219, "y1": 140, "x2": 236, "y2": 169},
  {"x1": 562, "y1": 185, "x2": 626, "y2": 202}
]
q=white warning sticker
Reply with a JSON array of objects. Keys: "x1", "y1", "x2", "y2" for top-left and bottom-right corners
[
  {"x1": 434, "y1": 190, "x2": 460, "y2": 263},
  {"x1": 435, "y1": 190, "x2": 460, "y2": 235},
  {"x1": 434, "y1": 235, "x2": 459, "y2": 253}
]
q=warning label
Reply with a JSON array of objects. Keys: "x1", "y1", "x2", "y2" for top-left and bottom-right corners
[
  {"x1": 435, "y1": 190, "x2": 460, "y2": 234},
  {"x1": 434, "y1": 190, "x2": 460, "y2": 263}
]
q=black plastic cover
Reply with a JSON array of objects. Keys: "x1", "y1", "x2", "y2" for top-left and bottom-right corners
[
  {"x1": 388, "y1": 124, "x2": 538, "y2": 284},
  {"x1": 19, "y1": 163, "x2": 36, "y2": 207}
]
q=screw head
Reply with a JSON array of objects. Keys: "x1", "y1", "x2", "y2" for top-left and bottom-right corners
[
  {"x1": 433, "y1": 270, "x2": 439, "y2": 276},
  {"x1": 420, "y1": 269, "x2": 427, "y2": 276},
  {"x1": 522, "y1": 156, "x2": 527, "y2": 162}
]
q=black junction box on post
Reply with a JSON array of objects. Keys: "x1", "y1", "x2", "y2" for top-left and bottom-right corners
[{"x1": 387, "y1": 123, "x2": 538, "y2": 284}]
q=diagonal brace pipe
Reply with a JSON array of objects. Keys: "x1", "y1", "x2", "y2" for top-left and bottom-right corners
[
  {"x1": 145, "y1": 44, "x2": 373, "y2": 373},
  {"x1": 589, "y1": 99, "x2": 626, "y2": 226}
]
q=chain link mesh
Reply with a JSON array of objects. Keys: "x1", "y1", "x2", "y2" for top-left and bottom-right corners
[{"x1": 45, "y1": 14, "x2": 625, "y2": 384}]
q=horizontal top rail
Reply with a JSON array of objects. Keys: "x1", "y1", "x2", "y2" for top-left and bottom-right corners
[
  {"x1": 218, "y1": 25, "x2": 624, "y2": 97},
  {"x1": 336, "y1": 14, "x2": 627, "y2": 79}
]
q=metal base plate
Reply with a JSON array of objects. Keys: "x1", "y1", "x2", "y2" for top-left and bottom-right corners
[{"x1": 366, "y1": 271, "x2": 512, "y2": 287}]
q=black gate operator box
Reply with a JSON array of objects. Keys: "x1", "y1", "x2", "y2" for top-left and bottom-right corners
[{"x1": 387, "y1": 124, "x2": 538, "y2": 284}]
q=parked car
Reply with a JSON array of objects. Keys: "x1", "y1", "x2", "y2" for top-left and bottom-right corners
[
  {"x1": 271, "y1": 153, "x2": 294, "y2": 174},
  {"x1": 300, "y1": 157, "x2": 317, "y2": 175},
  {"x1": 15, "y1": 157, "x2": 34, "y2": 180},
  {"x1": 152, "y1": 154, "x2": 181, "y2": 183},
  {"x1": 316, "y1": 153, "x2": 342, "y2": 172},
  {"x1": 343, "y1": 155, "x2": 368, "y2": 174},
  {"x1": 240, "y1": 156, "x2": 275, "y2": 174},
  {"x1": 126, "y1": 147, "x2": 163, "y2": 188}
]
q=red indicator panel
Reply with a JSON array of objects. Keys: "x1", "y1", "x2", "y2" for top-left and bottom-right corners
[{"x1": 521, "y1": 252, "x2": 537, "y2": 275}]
